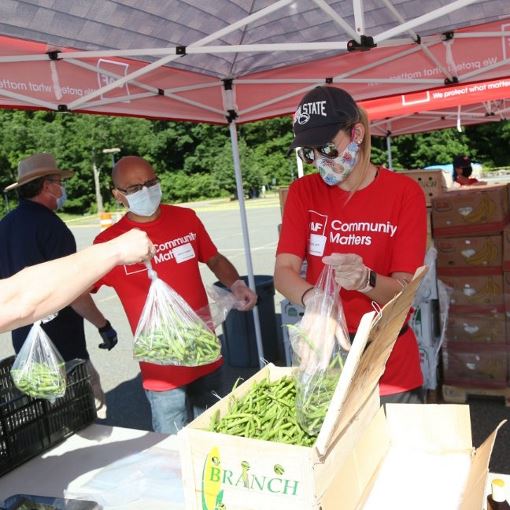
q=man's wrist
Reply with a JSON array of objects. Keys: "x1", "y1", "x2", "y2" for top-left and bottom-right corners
[
  {"x1": 98, "y1": 320, "x2": 111, "y2": 332},
  {"x1": 230, "y1": 279, "x2": 246, "y2": 291}
]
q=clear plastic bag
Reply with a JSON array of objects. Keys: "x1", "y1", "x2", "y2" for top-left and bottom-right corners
[
  {"x1": 288, "y1": 265, "x2": 349, "y2": 435},
  {"x1": 10, "y1": 320, "x2": 66, "y2": 402},
  {"x1": 196, "y1": 284, "x2": 245, "y2": 331},
  {"x1": 133, "y1": 263, "x2": 221, "y2": 366}
]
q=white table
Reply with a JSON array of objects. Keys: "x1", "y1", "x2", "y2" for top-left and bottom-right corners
[
  {"x1": 1, "y1": 424, "x2": 507, "y2": 509},
  {"x1": 0, "y1": 424, "x2": 185, "y2": 509}
]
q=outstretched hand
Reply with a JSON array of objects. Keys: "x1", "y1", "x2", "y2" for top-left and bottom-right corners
[
  {"x1": 111, "y1": 229, "x2": 156, "y2": 265},
  {"x1": 230, "y1": 280, "x2": 258, "y2": 311}
]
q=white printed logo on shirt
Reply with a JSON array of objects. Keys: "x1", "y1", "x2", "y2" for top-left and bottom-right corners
[{"x1": 308, "y1": 210, "x2": 328, "y2": 257}]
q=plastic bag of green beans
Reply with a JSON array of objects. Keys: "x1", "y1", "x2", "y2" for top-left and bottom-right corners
[
  {"x1": 10, "y1": 318, "x2": 66, "y2": 402},
  {"x1": 133, "y1": 262, "x2": 221, "y2": 367},
  {"x1": 288, "y1": 264, "x2": 350, "y2": 436}
]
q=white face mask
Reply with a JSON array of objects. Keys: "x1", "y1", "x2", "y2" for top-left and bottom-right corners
[
  {"x1": 126, "y1": 183, "x2": 162, "y2": 217},
  {"x1": 316, "y1": 141, "x2": 360, "y2": 186}
]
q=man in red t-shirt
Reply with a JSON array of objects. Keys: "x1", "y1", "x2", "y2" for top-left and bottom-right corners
[
  {"x1": 93, "y1": 156, "x2": 257, "y2": 434},
  {"x1": 275, "y1": 86, "x2": 427, "y2": 404}
]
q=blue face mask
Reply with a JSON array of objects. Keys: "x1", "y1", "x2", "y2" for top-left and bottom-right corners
[
  {"x1": 316, "y1": 141, "x2": 360, "y2": 186},
  {"x1": 49, "y1": 184, "x2": 67, "y2": 210},
  {"x1": 56, "y1": 186, "x2": 67, "y2": 209},
  {"x1": 126, "y1": 183, "x2": 162, "y2": 217}
]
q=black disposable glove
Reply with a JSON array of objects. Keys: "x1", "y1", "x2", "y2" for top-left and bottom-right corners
[{"x1": 98, "y1": 320, "x2": 118, "y2": 350}]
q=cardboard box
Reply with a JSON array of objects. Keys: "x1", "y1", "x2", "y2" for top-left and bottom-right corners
[
  {"x1": 439, "y1": 274, "x2": 504, "y2": 308},
  {"x1": 179, "y1": 268, "x2": 426, "y2": 509},
  {"x1": 446, "y1": 311, "x2": 506, "y2": 344},
  {"x1": 179, "y1": 267, "x2": 504, "y2": 509},
  {"x1": 504, "y1": 225, "x2": 510, "y2": 271},
  {"x1": 431, "y1": 184, "x2": 509, "y2": 237},
  {"x1": 504, "y1": 272, "x2": 510, "y2": 319},
  {"x1": 442, "y1": 343, "x2": 508, "y2": 387},
  {"x1": 400, "y1": 169, "x2": 447, "y2": 207},
  {"x1": 435, "y1": 234, "x2": 503, "y2": 274},
  {"x1": 426, "y1": 207, "x2": 434, "y2": 251}
]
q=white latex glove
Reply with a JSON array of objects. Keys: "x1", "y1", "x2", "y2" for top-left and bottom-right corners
[
  {"x1": 322, "y1": 253, "x2": 369, "y2": 292},
  {"x1": 230, "y1": 280, "x2": 258, "y2": 311}
]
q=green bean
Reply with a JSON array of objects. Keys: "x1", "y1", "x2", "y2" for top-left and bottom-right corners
[
  {"x1": 295, "y1": 358, "x2": 344, "y2": 435},
  {"x1": 11, "y1": 361, "x2": 66, "y2": 400},
  {"x1": 134, "y1": 319, "x2": 220, "y2": 366},
  {"x1": 208, "y1": 375, "x2": 317, "y2": 447}
]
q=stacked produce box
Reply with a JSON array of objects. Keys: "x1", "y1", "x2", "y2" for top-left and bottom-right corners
[
  {"x1": 399, "y1": 169, "x2": 447, "y2": 250},
  {"x1": 431, "y1": 184, "x2": 510, "y2": 401}
]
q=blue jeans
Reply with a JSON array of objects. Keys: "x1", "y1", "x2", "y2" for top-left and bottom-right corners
[{"x1": 145, "y1": 387, "x2": 204, "y2": 434}]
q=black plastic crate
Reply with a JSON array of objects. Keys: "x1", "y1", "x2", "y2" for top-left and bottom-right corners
[
  {"x1": 0, "y1": 356, "x2": 96, "y2": 477},
  {"x1": 1, "y1": 493, "x2": 101, "y2": 509}
]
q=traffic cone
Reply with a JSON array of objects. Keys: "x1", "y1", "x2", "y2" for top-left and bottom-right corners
[{"x1": 99, "y1": 212, "x2": 113, "y2": 231}]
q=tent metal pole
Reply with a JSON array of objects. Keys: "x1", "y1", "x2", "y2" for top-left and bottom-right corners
[
  {"x1": 295, "y1": 149, "x2": 304, "y2": 178},
  {"x1": 375, "y1": 0, "x2": 476, "y2": 43},
  {"x1": 386, "y1": 132, "x2": 393, "y2": 169},
  {"x1": 68, "y1": 0, "x2": 294, "y2": 110},
  {"x1": 228, "y1": 121, "x2": 265, "y2": 369}
]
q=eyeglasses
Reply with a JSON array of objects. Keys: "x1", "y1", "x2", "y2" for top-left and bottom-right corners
[
  {"x1": 297, "y1": 142, "x2": 339, "y2": 164},
  {"x1": 46, "y1": 178, "x2": 64, "y2": 186},
  {"x1": 116, "y1": 177, "x2": 160, "y2": 195}
]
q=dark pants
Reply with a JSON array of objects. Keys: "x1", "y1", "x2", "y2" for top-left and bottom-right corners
[{"x1": 185, "y1": 365, "x2": 228, "y2": 410}]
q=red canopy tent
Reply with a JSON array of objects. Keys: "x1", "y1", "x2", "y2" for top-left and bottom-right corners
[
  {"x1": 363, "y1": 76, "x2": 510, "y2": 136},
  {"x1": 1, "y1": 0, "x2": 509, "y2": 363}
]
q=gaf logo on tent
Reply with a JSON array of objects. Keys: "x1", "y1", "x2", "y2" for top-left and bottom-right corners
[
  {"x1": 96, "y1": 58, "x2": 131, "y2": 102},
  {"x1": 401, "y1": 90, "x2": 431, "y2": 107}
]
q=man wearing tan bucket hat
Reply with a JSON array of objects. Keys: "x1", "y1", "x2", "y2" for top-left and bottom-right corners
[{"x1": 0, "y1": 153, "x2": 117, "y2": 417}]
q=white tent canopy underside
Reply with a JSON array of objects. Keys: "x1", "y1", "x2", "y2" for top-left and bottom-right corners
[{"x1": 0, "y1": 0, "x2": 508, "y2": 124}]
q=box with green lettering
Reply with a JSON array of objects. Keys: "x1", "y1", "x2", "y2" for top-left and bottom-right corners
[{"x1": 179, "y1": 266, "x2": 503, "y2": 510}]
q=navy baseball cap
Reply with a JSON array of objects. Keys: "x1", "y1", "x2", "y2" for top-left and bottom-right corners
[{"x1": 288, "y1": 86, "x2": 359, "y2": 152}]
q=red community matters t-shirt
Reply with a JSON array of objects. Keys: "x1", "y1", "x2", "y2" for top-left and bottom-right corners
[
  {"x1": 93, "y1": 204, "x2": 222, "y2": 391},
  {"x1": 277, "y1": 168, "x2": 427, "y2": 395}
]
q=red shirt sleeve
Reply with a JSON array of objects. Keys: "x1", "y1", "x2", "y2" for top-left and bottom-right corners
[
  {"x1": 277, "y1": 180, "x2": 309, "y2": 258},
  {"x1": 389, "y1": 177, "x2": 427, "y2": 275}
]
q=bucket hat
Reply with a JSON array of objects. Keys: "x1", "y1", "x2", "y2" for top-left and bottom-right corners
[{"x1": 5, "y1": 153, "x2": 74, "y2": 191}]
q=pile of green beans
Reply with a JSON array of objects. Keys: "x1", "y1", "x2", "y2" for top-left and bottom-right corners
[
  {"x1": 134, "y1": 321, "x2": 220, "y2": 366},
  {"x1": 296, "y1": 352, "x2": 345, "y2": 435},
  {"x1": 11, "y1": 362, "x2": 66, "y2": 400},
  {"x1": 296, "y1": 369, "x2": 341, "y2": 435},
  {"x1": 209, "y1": 376, "x2": 317, "y2": 447}
]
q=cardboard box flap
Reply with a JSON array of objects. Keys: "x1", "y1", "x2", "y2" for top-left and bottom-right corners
[
  {"x1": 385, "y1": 404, "x2": 473, "y2": 452},
  {"x1": 460, "y1": 419, "x2": 507, "y2": 510},
  {"x1": 315, "y1": 266, "x2": 428, "y2": 457}
]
